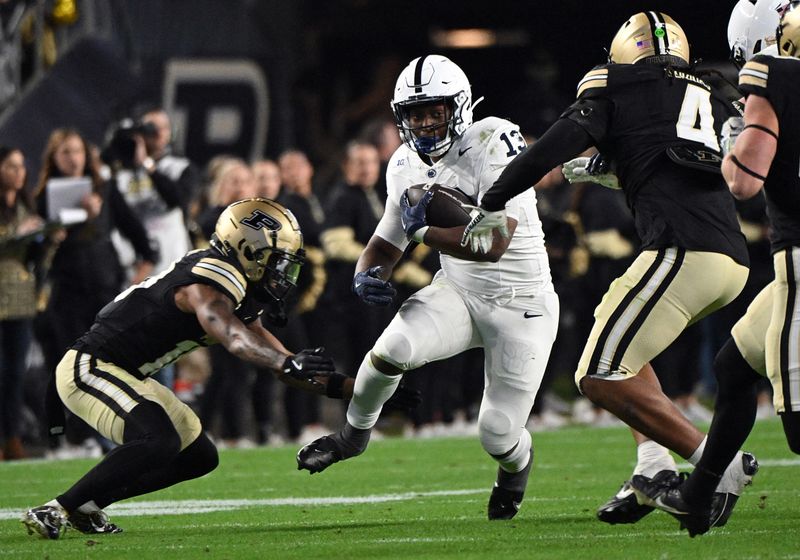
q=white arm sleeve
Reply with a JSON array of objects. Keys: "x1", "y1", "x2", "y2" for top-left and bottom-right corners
[{"x1": 373, "y1": 193, "x2": 411, "y2": 251}]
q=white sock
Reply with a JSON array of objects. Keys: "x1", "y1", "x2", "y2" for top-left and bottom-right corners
[
  {"x1": 45, "y1": 499, "x2": 65, "y2": 511},
  {"x1": 688, "y1": 436, "x2": 707, "y2": 465},
  {"x1": 498, "y1": 429, "x2": 532, "y2": 473},
  {"x1": 345, "y1": 354, "x2": 402, "y2": 430},
  {"x1": 77, "y1": 500, "x2": 100, "y2": 514},
  {"x1": 632, "y1": 440, "x2": 676, "y2": 477}
]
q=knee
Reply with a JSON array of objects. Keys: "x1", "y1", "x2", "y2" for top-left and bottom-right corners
[
  {"x1": 373, "y1": 331, "x2": 416, "y2": 371},
  {"x1": 124, "y1": 402, "x2": 182, "y2": 463},
  {"x1": 478, "y1": 408, "x2": 516, "y2": 456},
  {"x1": 184, "y1": 432, "x2": 219, "y2": 477}
]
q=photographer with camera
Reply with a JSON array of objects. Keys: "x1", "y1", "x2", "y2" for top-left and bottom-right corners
[{"x1": 103, "y1": 109, "x2": 196, "y2": 391}]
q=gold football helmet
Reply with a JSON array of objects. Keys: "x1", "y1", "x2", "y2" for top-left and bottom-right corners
[
  {"x1": 211, "y1": 198, "x2": 304, "y2": 301},
  {"x1": 609, "y1": 12, "x2": 690, "y2": 65},
  {"x1": 778, "y1": 2, "x2": 800, "y2": 56}
]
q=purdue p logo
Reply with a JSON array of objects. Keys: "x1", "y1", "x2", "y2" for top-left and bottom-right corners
[{"x1": 240, "y1": 209, "x2": 282, "y2": 231}]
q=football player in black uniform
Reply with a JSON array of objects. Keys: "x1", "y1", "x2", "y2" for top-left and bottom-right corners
[
  {"x1": 21, "y1": 198, "x2": 352, "y2": 539},
  {"x1": 633, "y1": 2, "x2": 800, "y2": 536},
  {"x1": 462, "y1": 11, "x2": 758, "y2": 526}
]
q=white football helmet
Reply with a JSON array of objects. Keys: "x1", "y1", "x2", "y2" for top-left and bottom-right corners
[
  {"x1": 391, "y1": 55, "x2": 477, "y2": 158},
  {"x1": 728, "y1": 0, "x2": 789, "y2": 65}
]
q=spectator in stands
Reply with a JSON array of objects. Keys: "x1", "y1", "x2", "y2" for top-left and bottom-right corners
[
  {"x1": 196, "y1": 158, "x2": 260, "y2": 447},
  {"x1": 252, "y1": 159, "x2": 281, "y2": 200},
  {"x1": 276, "y1": 149, "x2": 328, "y2": 442},
  {"x1": 319, "y1": 140, "x2": 391, "y2": 378},
  {"x1": 35, "y1": 127, "x2": 156, "y2": 457},
  {"x1": 0, "y1": 146, "x2": 41, "y2": 459}
]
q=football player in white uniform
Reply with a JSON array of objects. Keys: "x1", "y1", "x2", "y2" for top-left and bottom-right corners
[{"x1": 297, "y1": 55, "x2": 559, "y2": 520}]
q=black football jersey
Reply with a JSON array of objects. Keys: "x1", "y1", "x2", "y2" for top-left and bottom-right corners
[
  {"x1": 739, "y1": 55, "x2": 800, "y2": 252},
  {"x1": 565, "y1": 63, "x2": 748, "y2": 266},
  {"x1": 72, "y1": 248, "x2": 262, "y2": 378}
]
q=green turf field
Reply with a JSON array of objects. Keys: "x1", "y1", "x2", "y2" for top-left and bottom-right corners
[{"x1": 1, "y1": 417, "x2": 797, "y2": 559}]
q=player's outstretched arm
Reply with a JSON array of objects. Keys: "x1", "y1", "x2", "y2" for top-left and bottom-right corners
[{"x1": 177, "y1": 283, "x2": 341, "y2": 396}]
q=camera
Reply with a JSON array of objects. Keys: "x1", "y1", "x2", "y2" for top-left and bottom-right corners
[{"x1": 101, "y1": 118, "x2": 159, "y2": 169}]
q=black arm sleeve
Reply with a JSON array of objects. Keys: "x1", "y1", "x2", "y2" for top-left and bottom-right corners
[
  {"x1": 480, "y1": 118, "x2": 595, "y2": 211},
  {"x1": 107, "y1": 181, "x2": 159, "y2": 263}
]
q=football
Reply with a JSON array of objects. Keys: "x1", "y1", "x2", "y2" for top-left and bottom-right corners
[{"x1": 404, "y1": 183, "x2": 474, "y2": 228}]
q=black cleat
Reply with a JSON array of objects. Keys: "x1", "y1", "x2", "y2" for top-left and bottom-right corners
[
  {"x1": 297, "y1": 424, "x2": 371, "y2": 475},
  {"x1": 488, "y1": 450, "x2": 533, "y2": 520},
  {"x1": 597, "y1": 470, "x2": 681, "y2": 525},
  {"x1": 296, "y1": 435, "x2": 344, "y2": 474},
  {"x1": 68, "y1": 509, "x2": 123, "y2": 534},
  {"x1": 631, "y1": 478, "x2": 711, "y2": 537},
  {"x1": 21, "y1": 505, "x2": 68, "y2": 539}
]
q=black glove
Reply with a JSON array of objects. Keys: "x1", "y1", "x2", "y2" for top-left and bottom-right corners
[
  {"x1": 282, "y1": 347, "x2": 335, "y2": 382},
  {"x1": 400, "y1": 190, "x2": 432, "y2": 241},
  {"x1": 382, "y1": 380, "x2": 423, "y2": 413},
  {"x1": 353, "y1": 265, "x2": 396, "y2": 306}
]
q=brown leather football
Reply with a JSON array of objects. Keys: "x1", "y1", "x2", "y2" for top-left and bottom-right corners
[{"x1": 404, "y1": 183, "x2": 474, "y2": 228}]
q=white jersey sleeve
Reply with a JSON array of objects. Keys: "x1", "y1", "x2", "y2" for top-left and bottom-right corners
[
  {"x1": 474, "y1": 121, "x2": 529, "y2": 220},
  {"x1": 373, "y1": 186, "x2": 411, "y2": 251}
]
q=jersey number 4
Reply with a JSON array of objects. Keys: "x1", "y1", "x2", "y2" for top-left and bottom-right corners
[{"x1": 676, "y1": 84, "x2": 720, "y2": 151}]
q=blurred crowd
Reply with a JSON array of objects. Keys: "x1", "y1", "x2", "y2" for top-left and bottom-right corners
[
  {"x1": 0, "y1": 102, "x2": 778, "y2": 462},
  {"x1": 0, "y1": 2, "x2": 779, "y2": 462}
]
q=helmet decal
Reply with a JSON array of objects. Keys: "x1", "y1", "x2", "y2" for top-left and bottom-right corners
[{"x1": 240, "y1": 209, "x2": 283, "y2": 232}]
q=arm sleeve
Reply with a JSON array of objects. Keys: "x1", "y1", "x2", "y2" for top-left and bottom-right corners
[
  {"x1": 373, "y1": 184, "x2": 411, "y2": 251},
  {"x1": 480, "y1": 118, "x2": 595, "y2": 211},
  {"x1": 108, "y1": 181, "x2": 158, "y2": 263}
]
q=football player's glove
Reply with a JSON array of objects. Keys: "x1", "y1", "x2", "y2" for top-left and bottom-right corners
[
  {"x1": 400, "y1": 189, "x2": 432, "y2": 242},
  {"x1": 460, "y1": 205, "x2": 508, "y2": 253},
  {"x1": 562, "y1": 154, "x2": 620, "y2": 189},
  {"x1": 721, "y1": 116, "x2": 744, "y2": 157},
  {"x1": 282, "y1": 348, "x2": 335, "y2": 385},
  {"x1": 353, "y1": 266, "x2": 396, "y2": 306}
]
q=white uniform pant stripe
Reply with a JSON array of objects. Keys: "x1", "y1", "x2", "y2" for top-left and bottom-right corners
[
  {"x1": 789, "y1": 247, "x2": 800, "y2": 410},
  {"x1": 77, "y1": 353, "x2": 139, "y2": 413},
  {"x1": 598, "y1": 247, "x2": 678, "y2": 373}
]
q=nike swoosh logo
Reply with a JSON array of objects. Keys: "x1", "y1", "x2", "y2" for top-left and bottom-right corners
[
  {"x1": 523, "y1": 312, "x2": 542, "y2": 318},
  {"x1": 458, "y1": 146, "x2": 472, "y2": 157},
  {"x1": 291, "y1": 359, "x2": 303, "y2": 370},
  {"x1": 653, "y1": 495, "x2": 687, "y2": 515}
]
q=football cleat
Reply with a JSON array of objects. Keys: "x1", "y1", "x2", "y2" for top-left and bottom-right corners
[
  {"x1": 68, "y1": 509, "x2": 123, "y2": 534},
  {"x1": 296, "y1": 435, "x2": 344, "y2": 474},
  {"x1": 21, "y1": 505, "x2": 68, "y2": 539},
  {"x1": 488, "y1": 450, "x2": 533, "y2": 520},
  {"x1": 631, "y1": 478, "x2": 710, "y2": 537},
  {"x1": 710, "y1": 451, "x2": 759, "y2": 528},
  {"x1": 596, "y1": 470, "x2": 681, "y2": 525}
]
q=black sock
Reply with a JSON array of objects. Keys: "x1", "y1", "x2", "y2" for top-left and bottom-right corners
[
  {"x1": 683, "y1": 339, "x2": 759, "y2": 506},
  {"x1": 95, "y1": 432, "x2": 218, "y2": 508},
  {"x1": 57, "y1": 402, "x2": 182, "y2": 512}
]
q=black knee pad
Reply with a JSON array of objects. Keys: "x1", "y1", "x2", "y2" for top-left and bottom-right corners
[
  {"x1": 123, "y1": 401, "x2": 182, "y2": 463},
  {"x1": 180, "y1": 432, "x2": 219, "y2": 477},
  {"x1": 713, "y1": 339, "x2": 761, "y2": 400}
]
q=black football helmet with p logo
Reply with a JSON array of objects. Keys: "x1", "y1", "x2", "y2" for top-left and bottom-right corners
[{"x1": 211, "y1": 198, "x2": 305, "y2": 302}]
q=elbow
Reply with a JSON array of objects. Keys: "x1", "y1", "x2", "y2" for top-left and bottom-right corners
[{"x1": 728, "y1": 178, "x2": 761, "y2": 201}]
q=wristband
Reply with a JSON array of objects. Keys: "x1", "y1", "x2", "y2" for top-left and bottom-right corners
[
  {"x1": 411, "y1": 225, "x2": 429, "y2": 243},
  {"x1": 325, "y1": 372, "x2": 347, "y2": 399}
]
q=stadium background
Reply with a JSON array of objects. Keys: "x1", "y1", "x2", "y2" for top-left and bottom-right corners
[{"x1": 0, "y1": 0, "x2": 736, "y2": 183}]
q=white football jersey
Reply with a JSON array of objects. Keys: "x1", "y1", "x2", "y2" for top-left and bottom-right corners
[{"x1": 375, "y1": 117, "x2": 552, "y2": 296}]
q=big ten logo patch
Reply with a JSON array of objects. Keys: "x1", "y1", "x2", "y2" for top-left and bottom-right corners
[{"x1": 162, "y1": 59, "x2": 269, "y2": 165}]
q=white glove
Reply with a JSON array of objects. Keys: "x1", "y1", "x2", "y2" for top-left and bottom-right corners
[
  {"x1": 721, "y1": 116, "x2": 744, "y2": 157},
  {"x1": 562, "y1": 156, "x2": 621, "y2": 190},
  {"x1": 460, "y1": 205, "x2": 508, "y2": 254}
]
